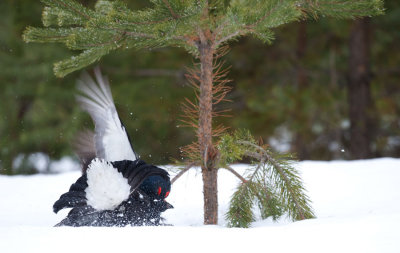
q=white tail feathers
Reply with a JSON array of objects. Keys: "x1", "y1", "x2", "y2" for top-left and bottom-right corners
[{"x1": 85, "y1": 158, "x2": 131, "y2": 211}]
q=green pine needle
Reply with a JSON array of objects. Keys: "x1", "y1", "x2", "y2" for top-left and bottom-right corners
[
  {"x1": 226, "y1": 182, "x2": 255, "y2": 228},
  {"x1": 24, "y1": 0, "x2": 384, "y2": 77},
  {"x1": 23, "y1": 27, "x2": 73, "y2": 43},
  {"x1": 53, "y1": 45, "x2": 113, "y2": 77},
  {"x1": 40, "y1": 0, "x2": 94, "y2": 20},
  {"x1": 42, "y1": 6, "x2": 86, "y2": 27},
  {"x1": 221, "y1": 129, "x2": 315, "y2": 227}
]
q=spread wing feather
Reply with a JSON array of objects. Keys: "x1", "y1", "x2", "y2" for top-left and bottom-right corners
[
  {"x1": 72, "y1": 129, "x2": 96, "y2": 173},
  {"x1": 76, "y1": 67, "x2": 137, "y2": 161}
]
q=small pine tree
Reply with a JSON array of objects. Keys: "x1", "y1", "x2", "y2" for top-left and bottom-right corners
[{"x1": 23, "y1": 0, "x2": 384, "y2": 226}]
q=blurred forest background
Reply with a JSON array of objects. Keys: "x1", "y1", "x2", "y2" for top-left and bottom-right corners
[{"x1": 1, "y1": 0, "x2": 399, "y2": 175}]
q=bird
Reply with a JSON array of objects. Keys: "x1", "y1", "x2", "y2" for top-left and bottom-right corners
[{"x1": 53, "y1": 67, "x2": 173, "y2": 227}]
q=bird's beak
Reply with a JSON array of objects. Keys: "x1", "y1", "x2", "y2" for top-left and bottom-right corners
[{"x1": 164, "y1": 200, "x2": 174, "y2": 209}]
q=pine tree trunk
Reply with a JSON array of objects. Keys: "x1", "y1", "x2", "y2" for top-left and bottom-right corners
[
  {"x1": 1, "y1": 99, "x2": 32, "y2": 175},
  {"x1": 348, "y1": 18, "x2": 375, "y2": 159},
  {"x1": 293, "y1": 22, "x2": 310, "y2": 160},
  {"x1": 198, "y1": 41, "x2": 218, "y2": 225}
]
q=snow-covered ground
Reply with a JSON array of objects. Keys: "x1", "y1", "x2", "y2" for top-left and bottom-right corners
[{"x1": 1, "y1": 158, "x2": 399, "y2": 253}]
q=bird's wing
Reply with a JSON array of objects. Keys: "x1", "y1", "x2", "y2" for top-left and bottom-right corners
[
  {"x1": 53, "y1": 174, "x2": 88, "y2": 213},
  {"x1": 76, "y1": 67, "x2": 137, "y2": 161},
  {"x1": 53, "y1": 159, "x2": 132, "y2": 213},
  {"x1": 112, "y1": 160, "x2": 170, "y2": 191},
  {"x1": 72, "y1": 129, "x2": 96, "y2": 173}
]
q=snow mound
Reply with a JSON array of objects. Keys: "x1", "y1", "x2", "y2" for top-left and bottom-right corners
[{"x1": 85, "y1": 158, "x2": 130, "y2": 210}]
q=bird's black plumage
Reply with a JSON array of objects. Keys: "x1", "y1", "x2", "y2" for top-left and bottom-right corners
[
  {"x1": 53, "y1": 175, "x2": 88, "y2": 213},
  {"x1": 53, "y1": 159, "x2": 173, "y2": 226},
  {"x1": 55, "y1": 191, "x2": 172, "y2": 227},
  {"x1": 113, "y1": 159, "x2": 170, "y2": 197}
]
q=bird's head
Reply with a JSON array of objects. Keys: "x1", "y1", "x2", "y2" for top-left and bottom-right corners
[
  {"x1": 139, "y1": 175, "x2": 173, "y2": 211},
  {"x1": 139, "y1": 175, "x2": 171, "y2": 201}
]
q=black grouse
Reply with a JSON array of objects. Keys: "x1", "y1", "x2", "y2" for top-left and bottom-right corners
[{"x1": 53, "y1": 68, "x2": 173, "y2": 227}]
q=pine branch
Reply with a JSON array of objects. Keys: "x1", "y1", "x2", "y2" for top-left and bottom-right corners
[
  {"x1": 215, "y1": 30, "x2": 243, "y2": 47},
  {"x1": 162, "y1": 0, "x2": 181, "y2": 19},
  {"x1": 253, "y1": 182, "x2": 284, "y2": 221},
  {"x1": 41, "y1": 0, "x2": 92, "y2": 20},
  {"x1": 246, "y1": 0, "x2": 288, "y2": 28},
  {"x1": 25, "y1": 0, "x2": 384, "y2": 78},
  {"x1": 223, "y1": 165, "x2": 248, "y2": 184},
  {"x1": 226, "y1": 182, "x2": 255, "y2": 228},
  {"x1": 238, "y1": 140, "x2": 315, "y2": 220},
  {"x1": 171, "y1": 162, "x2": 195, "y2": 184},
  {"x1": 119, "y1": 31, "x2": 154, "y2": 39},
  {"x1": 23, "y1": 27, "x2": 76, "y2": 43},
  {"x1": 42, "y1": 6, "x2": 86, "y2": 27},
  {"x1": 221, "y1": 130, "x2": 314, "y2": 227},
  {"x1": 54, "y1": 45, "x2": 115, "y2": 77},
  {"x1": 23, "y1": 0, "x2": 205, "y2": 77}
]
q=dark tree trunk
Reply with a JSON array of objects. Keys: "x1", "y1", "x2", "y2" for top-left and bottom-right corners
[
  {"x1": 347, "y1": 18, "x2": 375, "y2": 159},
  {"x1": 293, "y1": 22, "x2": 310, "y2": 160},
  {"x1": 296, "y1": 22, "x2": 308, "y2": 88},
  {"x1": 1, "y1": 98, "x2": 33, "y2": 175},
  {"x1": 198, "y1": 41, "x2": 218, "y2": 224}
]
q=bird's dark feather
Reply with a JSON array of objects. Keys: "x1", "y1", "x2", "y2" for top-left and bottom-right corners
[
  {"x1": 53, "y1": 159, "x2": 172, "y2": 226},
  {"x1": 72, "y1": 130, "x2": 96, "y2": 173}
]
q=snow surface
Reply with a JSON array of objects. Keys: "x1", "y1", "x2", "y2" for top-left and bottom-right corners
[{"x1": 1, "y1": 158, "x2": 400, "y2": 253}]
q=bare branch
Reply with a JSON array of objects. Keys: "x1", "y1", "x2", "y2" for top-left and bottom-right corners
[
  {"x1": 224, "y1": 166, "x2": 248, "y2": 183},
  {"x1": 171, "y1": 162, "x2": 195, "y2": 184}
]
